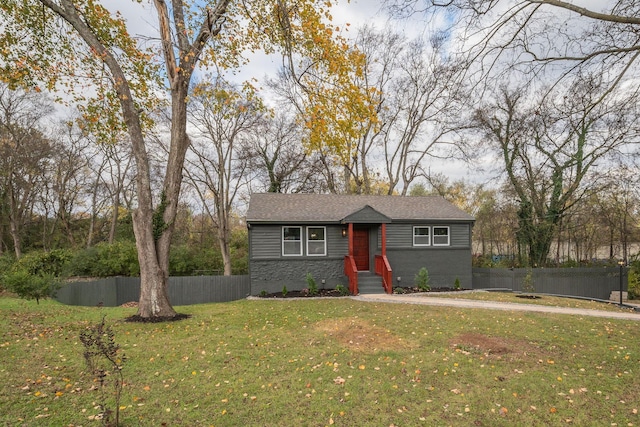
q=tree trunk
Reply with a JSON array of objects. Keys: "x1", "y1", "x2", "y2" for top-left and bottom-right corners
[
  {"x1": 218, "y1": 224, "x2": 232, "y2": 276},
  {"x1": 133, "y1": 208, "x2": 175, "y2": 318},
  {"x1": 108, "y1": 192, "x2": 120, "y2": 244},
  {"x1": 9, "y1": 217, "x2": 22, "y2": 259}
]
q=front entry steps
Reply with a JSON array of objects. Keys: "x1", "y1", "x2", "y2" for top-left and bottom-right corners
[{"x1": 357, "y1": 271, "x2": 384, "y2": 294}]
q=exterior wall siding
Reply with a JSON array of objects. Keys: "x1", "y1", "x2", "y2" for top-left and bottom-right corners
[
  {"x1": 386, "y1": 247, "x2": 472, "y2": 289},
  {"x1": 249, "y1": 226, "x2": 282, "y2": 258},
  {"x1": 250, "y1": 225, "x2": 347, "y2": 258},
  {"x1": 383, "y1": 223, "x2": 471, "y2": 249},
  {"x1": 250, "y1": 258, "x2": 346, "y2": 294}
]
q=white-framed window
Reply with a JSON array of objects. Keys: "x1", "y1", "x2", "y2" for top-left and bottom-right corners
[
  {"x1": 282, "y1": 226, "x2": 303, "y2": 256},
  {"x1": 307, "y1": 226, "x2": 326, "y2": 256},
  {"x1": 413, "y1": 226, "x2": 431, "y2": 246},
  {"x1": 433, "y1": 226, "x2": 450, "y2": 246}
]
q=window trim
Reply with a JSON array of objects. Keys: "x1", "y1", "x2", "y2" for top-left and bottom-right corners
[
  {"x1": 432, "y1": 226, "x2": 450, "y2": 246},
  {"x1": 413, "y1": 226, "x2": 431, "y2": 246},
  {"x1": 306, "y1": 226, "x2": 327, "y2": 256},
  {"x1": 282, "y1": 226, "x2": 303, "y2": 256}
]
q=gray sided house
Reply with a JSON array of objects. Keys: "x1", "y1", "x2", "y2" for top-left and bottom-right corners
[{"x1": 246, "y1": 193, "x2": 475, "y2": 295}]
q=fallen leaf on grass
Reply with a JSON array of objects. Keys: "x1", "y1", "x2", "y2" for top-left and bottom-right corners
[{"x1": 334, "y1": 377, "x2": 345, "y2": 385}]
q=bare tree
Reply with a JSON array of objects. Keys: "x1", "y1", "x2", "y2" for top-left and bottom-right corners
[
  {"x1": 99, "y1": 138, "x2": 135, "y2": 244},
  {"x1": 345, "y1": 26, "x2": 470, "y2": 195},
  {"x1": 474, "y1": 78, "x2": 640, "y2": 266},
  {"x1": 185, "y1": 79, "x2": 263, "y2": 275},
  {"x1": 594, "y1": 167, "x2": 640, "y2": 263},
  {"x1": 0, "y1": 84, "x2": 53, "y2": 258},
  {"x1": 242, "y1": 112, "x2": 326, "y2": 193},
  {"x1": 39, "y1": 121, "x2": 93, "y2": 248}
]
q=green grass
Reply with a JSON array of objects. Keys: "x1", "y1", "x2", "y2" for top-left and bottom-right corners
[
  {"x1": 423, "y1": 291, "x2": 640, "y2": 312},
  {"x1": 1, "y1": 296, "x2": 639, "y2": 426}
]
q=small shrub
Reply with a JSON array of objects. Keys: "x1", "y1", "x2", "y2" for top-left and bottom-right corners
[
  {"x1": 2, "y1": 250, "x2": 68, "y2": 303},
  {"x1": 393, "y1": 287, "x2": 405, "y2": 294},
  {"x1": 454, "y1": 277, "x2": 461, "y2": 290},
  {"x1": 335, "y1": 284, "x2": 350, "y2": 296},
  {"x1": 3, "y1": 270, "x2": 60, "y2": 304},
  {"x1": 282, "y1": 285, "x2": 288, "y2": 297},
  {"x1": 80, "y1": 316, "x2": 126, "y2": 427},
  {"x1": 306, "y1": 273, "x2": 318, "y2": 296},
  {"x1": 414, "y1": 267, "x2": 430, "y2": 292},
  {"x1": 259, "y1": 290, "x2": 268, "y2": 297},
  {"x1": 522, "y1": 268, "x2": 535, "y2": 294}
]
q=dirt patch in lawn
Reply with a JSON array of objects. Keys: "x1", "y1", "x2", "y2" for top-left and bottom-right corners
[
  {"x1": 450, "y1": 333, "x2": 541, "y2": 361},
  {"x1": 314, "y1": 317, "x2": 416, "y2": 353}
]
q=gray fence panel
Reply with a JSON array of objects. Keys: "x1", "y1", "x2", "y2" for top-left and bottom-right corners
[
  {"x1": 57, "y1": 275, "x2": 250, "y2": 307},
  {"x1": 472, "y1": 268, "x2": 627, "y2": 300},
  {"x1": 116, "y1": 277, "x2": 141, "y2": 305},
  {"x1": 56, "y1": 278, "x2": 118, "y2": 306}
]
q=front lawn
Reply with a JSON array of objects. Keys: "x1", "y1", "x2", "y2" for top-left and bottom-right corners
[{"x1": 1, "y1": 296, "x2": 638, "y2": 426}]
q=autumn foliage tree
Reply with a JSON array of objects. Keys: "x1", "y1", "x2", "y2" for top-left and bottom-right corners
[{"x1": 0, "y1": 0, "x2": 370, "y2": 319}]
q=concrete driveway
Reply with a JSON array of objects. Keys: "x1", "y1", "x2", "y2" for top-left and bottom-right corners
[{"x1": 353, "y1": 293, "x2": 640, "y2": 321}]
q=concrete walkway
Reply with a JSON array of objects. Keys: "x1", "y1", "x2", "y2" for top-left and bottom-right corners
[{"x1": 352, "y1": 293, "x2": 640, "y2": 321}]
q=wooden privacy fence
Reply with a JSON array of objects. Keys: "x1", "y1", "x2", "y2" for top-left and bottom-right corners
[
  {"x1": 472, "y1": 267, "x2": 627, "y2": 301},
  {"x1": 57, "y1": 268, "x2": 627, "y2": 306},
  {"x1": 57, "y1": 275, "x2": 251, "y2": 307}
]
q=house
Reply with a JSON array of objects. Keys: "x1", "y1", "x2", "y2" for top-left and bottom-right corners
[{"x1": 245, "y1": 193, "x2": 475, "y2": 295}]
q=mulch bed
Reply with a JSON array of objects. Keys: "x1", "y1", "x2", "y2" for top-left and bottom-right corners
[
  {"x1": 258, "y1": 287, "x2": 468, "y2": 298},
  {"x1": 124, "y1": 313, "x2": 192, "y2": 323},
  {"x1": 258, "y1": 289, "x2": 346, "y2": 298},
  {"x1": 392, "y1": 286, "x2": 465, "y2": 294}
]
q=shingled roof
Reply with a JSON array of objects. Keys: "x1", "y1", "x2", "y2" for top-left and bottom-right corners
[{"x1": 246, "y1": 193, "x2": 474, "y2": 223}]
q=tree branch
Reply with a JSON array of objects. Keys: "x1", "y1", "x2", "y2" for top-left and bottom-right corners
[{"x1": 530, "y1": 0, "x2": 640, "y2": 25}]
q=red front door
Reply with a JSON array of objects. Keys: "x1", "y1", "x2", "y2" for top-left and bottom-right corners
[{"x1": 353, "y1": 228, "x2": 369, "y2": 271}]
